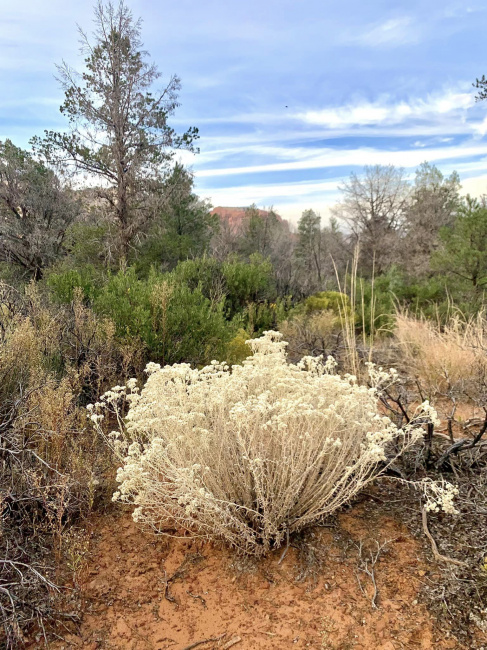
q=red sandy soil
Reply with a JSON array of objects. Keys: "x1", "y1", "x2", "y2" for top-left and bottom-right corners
[{"x1": 50, "y1": 504, "x2": 465, "y2": 650}]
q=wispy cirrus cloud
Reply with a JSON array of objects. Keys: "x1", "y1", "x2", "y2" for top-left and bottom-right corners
[
  {"x1": 3, "y1": 0, "x2": 487, "y2": 222},
  {"x1": 342, "y1": 16, "x2": 420, "y2": 47},
  {"x1": 195, "y1": 143, "x2": 487, "y2": 178},
  {"x1": 297, "y1": 89, "x2": 475, "y2": 128}
]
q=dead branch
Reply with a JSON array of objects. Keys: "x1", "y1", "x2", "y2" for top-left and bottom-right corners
[
  {"x1": 180, "y1": 634, "x2": 226, "y2": 650},
  {"x1": 187, "y1": 591, "x2": 207, "y2": 609},
  {"x1": 355, "y1": 539, "x2": 394, "y2": 609},
  {"x1": 164, "y1": 553, "x2": 205, "y2": 604},
  {"x1": 421, "y1": 508, "x2": 467, "y2": 568},
  {"x1": 221, "y1": 637, "x2": 242, "y2": 649},
  {"x1": 436, "y1": 412, "x2": 487, "y2": 467},
  {"x1": 278, "y1": 528, "x2": 290, "y2": 565}
]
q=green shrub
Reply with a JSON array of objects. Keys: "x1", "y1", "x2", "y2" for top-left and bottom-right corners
[
  {"x1": 300, "y1": 291, "x2": 350, "y2": 316},
  {"x1": 93, "y1": 268, "x2": 232, "y2": 365},
  {"x1": 45, "y1": 265, "x2": 101, "y2": 303},
  {"x1": 222, "y1": 254, "x2": 275, "y2": 316}
]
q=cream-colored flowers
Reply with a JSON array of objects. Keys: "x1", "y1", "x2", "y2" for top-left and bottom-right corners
[{"x1": 90, "y1": 330, "x2": 449, "y2": 555}]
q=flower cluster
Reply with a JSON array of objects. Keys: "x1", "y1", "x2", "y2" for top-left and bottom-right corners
[
  {"x1": 90, "y1": 331, "x2": 446, "y2": 555},
  {"x1": 422, "y1": 478, "x2": 459, "y2": 515}
]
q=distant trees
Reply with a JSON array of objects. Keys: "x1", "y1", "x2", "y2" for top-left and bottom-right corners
[
  {"x1": 292, "y1": 212, "x2": 347, "y2": 294},
  {"x1": 294, "y1": 209, "x2": 322, "y2": 291},
  {"x1": 237, "y1": 205, "x2": 280, "y2": 257},
  {"x1": 332, "y1": 165, "x2": 410, "y2": 274},
  {"x1": 237, "y1": 205, "x2": 294, "y2": 294},
  {"x1": 136, "y1": 165, "x2": 217, "y2": 271},
  {"x1": 35, "y1": 0, "x2": 198, "y2": 257},
  {"x1": 0, "y1": 139, "x2": 80, "y2": 279},
  {"x1": 433, "y1": 197, "x2": 487, "y2": 291},
  {"x1": 402, "y1": 163, "x2": 461, "y2": 275}
]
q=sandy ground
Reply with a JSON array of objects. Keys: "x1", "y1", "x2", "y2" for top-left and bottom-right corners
[{"x1": 48, "y1": 502, "x2": 466, "y2": 650}]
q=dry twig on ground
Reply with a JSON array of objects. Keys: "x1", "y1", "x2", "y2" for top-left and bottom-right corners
[{"x1": 355, "y1": 539, "x2": 394, "y2": 608}]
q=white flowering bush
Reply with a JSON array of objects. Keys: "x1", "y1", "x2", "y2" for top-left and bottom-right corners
[{"x1": 90, "y1": 331, "x2": 451, "y2": 555}]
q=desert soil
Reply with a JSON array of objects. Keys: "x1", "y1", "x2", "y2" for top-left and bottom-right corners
[{"x1": 48, "y1": 501, "x2": 466, "y2": 650}]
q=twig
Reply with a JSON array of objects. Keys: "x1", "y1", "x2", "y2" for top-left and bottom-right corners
[
  {"x1": 421, "y1": 508, "x2": 467, "y2": 568},
  {"x1": 162, "y1": 570, "x2": 177, "y2": 604},
  {"x1": 180, "y1": 634, "x2": 226, "y2": 650},
  {"x1": 221, "y1": 637, "x2": 242, "y2": 649},
  {"x1": 164, "y1": 553, "x2": 204, "y2": 604},
  {"x1": 436, "y1": 412, "x2": 487, "y2": 467},
  {"x1": 355, "y1": 539, "x2": 394, "y2": 608},
  {"x1": 187, "y1": 591, "x2": 207, "y2": 609},
  {"x1": 278, "y1": 529, "x2": 290, "y2": 565}
]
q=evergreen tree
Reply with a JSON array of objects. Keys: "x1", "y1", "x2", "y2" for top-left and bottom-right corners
[
  {"x1": 294, "y1": 209, "x2": 322, "y2": 290},
  {"x1": 34, "y1": 0, "x2": 198, "y2": 256}
]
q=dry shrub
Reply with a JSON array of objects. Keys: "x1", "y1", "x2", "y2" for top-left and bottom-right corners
[
  {"x1": 0, "y1": 283, "x2": 141, "y2": 646},
  {"x1": 279, "y1": 310, "x2": 339, "y2": 360},
  {"x1": 94, "y1": 331, "x2": 440, "y2": 556},
  {"x1": 395, "y1": 312, "x2": 487, "y2": 405}
]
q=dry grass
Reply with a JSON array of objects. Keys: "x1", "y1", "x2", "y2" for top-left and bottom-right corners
[
  {"x1": 0, "y1": 282, "x2": 142, "y2": 646},
  {"x1": 395, "y1": 312, "x2": 487, "y2": 405}
]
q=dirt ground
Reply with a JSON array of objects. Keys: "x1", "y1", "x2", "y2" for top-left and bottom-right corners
[{"x1": 46, "y1": 501, "x2": 468, "y2": 650}]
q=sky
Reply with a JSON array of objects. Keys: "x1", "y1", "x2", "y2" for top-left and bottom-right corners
[{"x1": 2, "y1": 0, "x2": 487, "y2": 224}]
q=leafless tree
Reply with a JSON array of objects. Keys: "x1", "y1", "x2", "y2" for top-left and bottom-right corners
[
  {"x1": 0, "y1": 140, "x2": 80, "y2": 279},
  {"x1": 402, "y1": 162, "x2": 461, "y2": 276},
  {"x1": 332, "y1": 165, "x2": 411, "y2": 274}
]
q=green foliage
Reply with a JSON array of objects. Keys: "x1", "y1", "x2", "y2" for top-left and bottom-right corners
[
  {"x1": 295, "y1": 209, "x2": 321, "y2": 275},
  {"x1": 225, "y1": 328, "x2": 252, "y2": 365},
  {"x1": 242, "y1": 300, "x2": 287, "y2": 334},
  {"x1": 93, "y1": 267, "x2": 231, "y2": 365},
  {"x1": 62, "y1": 221, "x2": 112, "y2": 269},
  {"x1": 433, "y1": 197, "x2": 487, "y2": 293},
  {"x1": 222, "y1": 254, "x2": 275, "y2": 316},
  {"x1": 301, "y1": 291, "x2": 349, "y2": 315},
  {"x1": 46, "y1": 265, "x2": 100, "y2": 303},
  {"x1": 135, "y1": 166, "x2": 217, "y2": 274},
  {"x1": 357, "y1": 269, "x2": 459, "y2": 335},
  {"x1": 284, "y1": 291, "x2": 350, "y2": 329},
  {"x1": 171, "y1": 256, "x2": 224, "y2": 294}
]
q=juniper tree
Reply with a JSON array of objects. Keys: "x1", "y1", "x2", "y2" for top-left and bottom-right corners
[
  {"x1": 294, "y1": 209, "x2": 322, "y2": 290},
  {"x1": 34, "y1": 0, "x2": 198, "y2": 257},
  {"x1": 402, "y1": 162, "x2": 461, "y2": 276},
  {"x1": 137, "y1": 165, "x2": 217, "y2": 270},
  {"x1": 433, "y1": 197, "x2": 487, "y2": 292}
]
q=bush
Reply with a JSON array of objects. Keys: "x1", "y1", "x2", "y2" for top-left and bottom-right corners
[
  {"x1": 0, "y1": 284, "x2": 131, "y2": 644},
  {"x1": 395, "y1": 312, "x2": 487, "y2": 404},
  {"x1": 278, "y1": 291, "x2": 348, "y2": 359},
  {"x1": 45, "y1": 265, "x2": 101, "y2": 303},
  {"x1": 93, "y1": 268, "x2": 232, "y2": 365},
  {"x1": 94, "y1": 331, "x2": 435, "y2": 556},
  {"x1": 279, "y1": 309, "x2": 339, "y2": 360},
  {"x1": 222, "y1": 254, "x2": 275, "y2": 316}
]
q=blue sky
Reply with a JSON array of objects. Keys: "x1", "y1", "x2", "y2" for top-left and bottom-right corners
[{"x1": 2, "y1": 0, "x2": 487, "y2": 223}]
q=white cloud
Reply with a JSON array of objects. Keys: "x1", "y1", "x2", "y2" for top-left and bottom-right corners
[
  {"x1": 298, "y1": 90, "x2": 475, "y2": 129},
  {"x1": 195, "y1": 143, "x2": 487, "y2": 178},
  {"x1": 347, "y1": 17, "x2": 420, "y2": 47}
]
